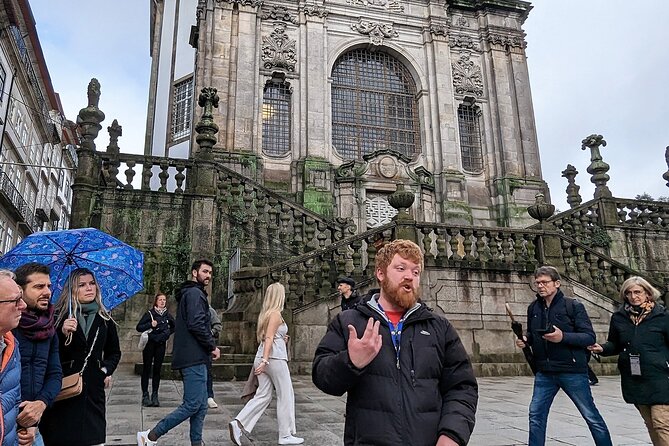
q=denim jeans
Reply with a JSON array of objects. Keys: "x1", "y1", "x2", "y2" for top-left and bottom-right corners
[
  {"x1": 529, "y1": 372, "x2": 612, "y2": 446},
  {"x1": 33, "y1": 429, "x2": 44, "y2": 446},
  {"x1": 153, "y1": 363, "x2": 208, "y2": 444}
]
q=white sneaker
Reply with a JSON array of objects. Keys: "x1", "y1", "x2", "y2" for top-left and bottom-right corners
[
  {"x1": 137, "y1": 430, "x2": 157, "y2": 446},
  {"x1": 229, "y1": 420, "x2": 242, "y2": 446},
  {"x1": 278, "y1": 435, "x2": 304, "y2": 445},
  {"x1": 207, "y1": 397, "x2": 218, "y2": 408}
]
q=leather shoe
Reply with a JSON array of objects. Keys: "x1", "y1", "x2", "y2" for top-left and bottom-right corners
[{"x1": 229, "y1": 420, "x2": 242, "y2": 446}]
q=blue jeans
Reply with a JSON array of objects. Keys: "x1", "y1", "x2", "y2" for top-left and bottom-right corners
[
  {"x1": 33, "y1": 429, "x2": 44, "y2": 446},
  {"x1": 529, "y1": 372, "x2": 612, "y2": 446},
  {"x1": 153, "y1": 363, "x2": 208, "y2": 444}
]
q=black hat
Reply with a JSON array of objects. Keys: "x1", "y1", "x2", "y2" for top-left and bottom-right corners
[{"x1": 336, "y1": 277, "x2": 355, "y2": 287}]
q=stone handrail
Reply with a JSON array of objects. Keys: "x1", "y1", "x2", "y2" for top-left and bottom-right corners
[
  {"x1": 99, "y1": 152, "x2": 195, "y2": 193},
  {"x1": 610, "y1": 198, "x2": 669, "y2": 229}
]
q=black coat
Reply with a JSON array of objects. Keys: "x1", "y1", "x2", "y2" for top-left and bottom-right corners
[
  {"x1": 600, "y1": 303, "x2": 669, "y2": 405},
  {"x1": 40, "y1": 314, "x2": 121, "y2": 446},
  {"x1": 340, "y1": 290, "x2": 362, "y2": 311},
  {"x1": 313, "y1": 295, "x2": 478, "y2": 446},
  {"x1": 136, "y1": 308, "x2": 175, "y2": 344},
  {"x1": 171, "y1": 281, "x2": 215, "y2": 370},
  {"x1": 526, "y1": 290, "x2": 596, "y2": 373}
]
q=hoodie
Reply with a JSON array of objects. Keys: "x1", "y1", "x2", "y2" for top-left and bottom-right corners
[{"x1": 171, "y1": 281, "x2": 215, "y2": 370}]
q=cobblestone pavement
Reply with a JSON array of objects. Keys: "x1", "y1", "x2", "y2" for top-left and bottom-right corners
[{"x1": 106, "y1": 365, "x2": 651, "y2": 445}]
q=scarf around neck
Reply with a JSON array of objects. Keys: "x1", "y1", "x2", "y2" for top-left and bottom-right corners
[
  {"x1": 77, "y1": 301, "x2": 100, "y2": 338},
  {"x1": 19, "y1": 305, "x2": 56, "y2": 341},
  {"x1": 625, "y1": 300, "x2": 655, "y2": 326},
  {"x1": 154, "y1": 307, "x2": 167, "y2": 316}
]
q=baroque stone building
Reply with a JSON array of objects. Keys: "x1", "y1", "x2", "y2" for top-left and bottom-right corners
[{"x1": 148, "y1": 0, "x2": 545, "y2": 229}]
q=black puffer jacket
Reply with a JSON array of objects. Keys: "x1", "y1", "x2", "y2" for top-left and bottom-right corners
[
  {"x1": 600, "y1": 303, "x2": 669, "y2": 405},
  {"x1": 136, "y1": 308, "x2": 175, "y2": 344},
  {"x1": 313, "y1": 295, "x2": 478, "y2": 446},
  {"x1": 340, "y1": 290, "x2": 362, "y2": 311},
  {"x1": 171, "y1": 281, "x2": 215, "y2": 370},
  {"x1": 526, "y1": 290, "x2": 595, "y2": 373}
]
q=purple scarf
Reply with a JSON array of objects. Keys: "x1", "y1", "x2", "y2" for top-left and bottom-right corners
[{"x1": 18, "y1": 305, "x2": 56, "y2": 341}]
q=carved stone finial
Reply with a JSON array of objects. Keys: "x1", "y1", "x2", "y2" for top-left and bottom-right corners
[
  {"x1": 87, "y1": 78, "x2": 101, "y2": 108},
  {"x1": 561, "y1": 164, "x2": 582, "y2": 209},
  {"x1": 77, "y1": 78, "x2": 105, "y2": 152},
  {"x1": 106, "y1": 119, "x2": 122, "y2": 153},
  {"x1": 581, "y1": 134, "x2": 612, "y2": 198},
  {"x1": 527, "y1": 193, "x2": 555, "y2": 223},
  {"x1": 195, "y1": 87, "x2": 220, "y2": 154},
  {"x1": 388, "y1": 183, "x2": 415, "y2": 221},
  {"x1": 663, "y1": 146, "x2": 669, "y2": 188}
]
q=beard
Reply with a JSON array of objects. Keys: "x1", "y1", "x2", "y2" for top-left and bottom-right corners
[{"x1": 381, "y1": 277, "x2": 420, "y2": 310}]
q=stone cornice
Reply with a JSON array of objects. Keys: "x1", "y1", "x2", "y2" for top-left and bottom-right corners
[
  {"x1": 447, "y1": 0, "x2": 532, "y2": 23},
  {"x1": 215, "y1": 0, "x2": 263, "y2": 8}
]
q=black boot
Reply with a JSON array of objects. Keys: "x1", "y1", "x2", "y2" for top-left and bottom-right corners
[
  {"x1": 151, "y1": 391, "x2": 160, "y2": 407},
  {"x1": 142, "y1": 391, "x2": 151, "y2": 407}
]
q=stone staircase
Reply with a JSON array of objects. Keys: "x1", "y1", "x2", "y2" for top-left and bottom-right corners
[{"x1": 471, "y1": 353, "x2": 619, "y2": 377}]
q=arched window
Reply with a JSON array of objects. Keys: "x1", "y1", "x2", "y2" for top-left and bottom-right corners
[
  {"x1": 458, "y1": 100, "x2": 483, "y2": 173},
  {"x1": 331, "y1": 49, "x2": 419, "y2": 160},
  {"x1": 262, "y1": 80, "x2": 291, "y2": 156}
]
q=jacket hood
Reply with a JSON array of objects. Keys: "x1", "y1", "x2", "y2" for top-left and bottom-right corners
[{"x1": 175, "y1": 280, "x2": 204, "y2": 302}]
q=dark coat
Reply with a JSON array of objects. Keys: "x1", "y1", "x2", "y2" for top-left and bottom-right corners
[
  {"x1": 171, "y1": 281, "x2": 215, "y2": 370},
  {"x1": 40, "y1": 314, "x2": 121, "y2": 446},
  {"x1": 13, "y1": 327, "x2": 62, "y2": 407},
  {"x1": 600, "y1": 303, "x2": 669, "y2": 405},
  {"x1": 313, "y1": 295, "x2": 478, "y2": 446},
  {"x1": 340, "y1": 290, "x2": 362, "y2": 311},
  {"x1": 526, "y1": 290, "x2": 596, "y2": 374},
  {"x1": 136, "y1": 308, "x2": 175, "y2": 344},
  {"x1": 0, "y1": 333, "x2": 21, "y2": 446}
]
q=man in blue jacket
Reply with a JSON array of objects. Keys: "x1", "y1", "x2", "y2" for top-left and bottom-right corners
[
  {"x1": 13, "y1": 263, "x2": 63, "y2": 446},
  {"x1": 516, "y1": 266, "x2": 612, "y2": 446},
  {"x1": 138, "y1": 259, "x2": 220, "y2": 446}
]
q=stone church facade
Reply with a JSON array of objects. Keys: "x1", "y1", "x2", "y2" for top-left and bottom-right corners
[{"x1": 149, "y1": 0, "x2": 545, "y2": 230}]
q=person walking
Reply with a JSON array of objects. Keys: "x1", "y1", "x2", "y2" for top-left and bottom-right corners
[
  {"x1": 40, "y1": 268, "x2": 122, "y2": 446},
  {"x1": 206, "y1": 305, "x2": 222, "y2": 409},
  {"x1": 589, "y1": 276, "x2": 669, "y2": 445},
  {"x1": 137, "y1": 260, "x2": 220, "y2": 446},
  {"x1": 337, "y1": 277, "x2": 361, "y2": 311},
  {"x1": 313, "y1": 239, "x2": 478, "y2": 446},
  {"x1": 228, "y1": 283, "x2": 304, "y2": 446},
  {"x1": 516, "y1": 265, "x2": 612, "y2": 446},
  {"x1": 136, "y1": 293, "x2": 175, "y2": 407},
  {"x1": 13, "y1": 263, "x2": 63, "y2": 446}
]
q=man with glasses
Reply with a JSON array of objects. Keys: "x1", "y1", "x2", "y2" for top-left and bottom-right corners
[
  {"x1": 516, "y1": 266, "x2": 612, "y2": 446},
  {"x1": 13, "y1": 263, "x2": 63, "y2": 446},
  {"x1": 0, "y1": 269, "x2": 27, "y2": 446}
]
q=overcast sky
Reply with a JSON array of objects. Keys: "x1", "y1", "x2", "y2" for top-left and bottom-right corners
[{"x1": 31, "y1": 0, "x2": 669, "y2": 211}]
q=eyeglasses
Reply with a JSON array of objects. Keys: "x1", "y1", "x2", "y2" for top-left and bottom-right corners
[
  {"x1": 534, "y1": 280, "x2": 555, "y2": 287},
  {"x1": 0, "y1": 295, "x2": 23, "y2": 307}
]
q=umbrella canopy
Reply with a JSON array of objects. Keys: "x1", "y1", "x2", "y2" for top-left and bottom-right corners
[{"x1": 0, "y1": 228, "x2": 144, "y2": 310}]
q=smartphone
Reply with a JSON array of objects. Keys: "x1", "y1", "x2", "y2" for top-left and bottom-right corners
[{"x1": 535, "y1": 326, "x2": 555, "y2": 336}]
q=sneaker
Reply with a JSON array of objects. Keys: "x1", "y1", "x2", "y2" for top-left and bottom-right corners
[
  {"x1": 207, "y1": 397, "x2": 218, "y2": 409},
  {"x1": 137, "y1": 430, "x2": 157, "y2": 446},
  {"x1": 278, "y1": 435, "x2": 304, "y2": 445},
  {"x1": 229, "y1": 420, "x2": 242, "y2": 446}
]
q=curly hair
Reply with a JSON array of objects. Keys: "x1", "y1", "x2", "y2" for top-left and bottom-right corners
[{"x1": 375, "y1": 239, "x2": 423, "y2": 274}]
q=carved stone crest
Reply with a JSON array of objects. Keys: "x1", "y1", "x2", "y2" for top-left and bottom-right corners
[
  {"x1": 215, "y1": 0, "x2": 263, "y2": 7},
  {"x1": 448, "y1": 34, "x2": 478, "y2": 51},
  {"x1": 262, "y1": 24, "x2": 297, "y2": 72},
  {"x1": 428, "y1": 24, "x2": 447, "y2": 37},
  {"x1": 260, "y1": 5, "x2": 298, "y2": 24},
  {"x1": 302, "y1": 4, "x2": 328, "y2": 17},
  {"x1": 351, "y1": 19, "x2": 398, "y2": 45},
  {"x1": 377, "y1": 156, "x2": 399, "y2": 179},
  {"x1": 346, "y1": 0, "x2": 404, "y2": 13},
  {"x1": 487, "y1": 33, "x2": 526, "y2": 49},
  {"x1": 452, "y1": 53, "x2": 483, "y2": 97}
]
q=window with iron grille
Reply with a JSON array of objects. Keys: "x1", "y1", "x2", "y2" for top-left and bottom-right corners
[
  {"x1": 458, "y1": 102, "x2": 483, "y2": 173},
  {"x1": 331, "y1": 49, "x2": 420, "y2": 160},
  {"x1": 170, "y1": 77, "x2": 193, "y2": 141},
  {"x1": 262, "y1": 81, "x2": 291, "y2": 156},
  {"x1": 0, "y1": 64, "x2": 6, "y2": 105}
]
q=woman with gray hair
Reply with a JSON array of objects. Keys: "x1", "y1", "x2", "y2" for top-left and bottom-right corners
[{"x1": 589, "y1": 276, "x2": 669, "y2": 445}]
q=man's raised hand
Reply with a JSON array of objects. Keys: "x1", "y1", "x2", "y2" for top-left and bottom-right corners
[{"x1": 347, "y1": 317, "x2": 382, "y2": 369}]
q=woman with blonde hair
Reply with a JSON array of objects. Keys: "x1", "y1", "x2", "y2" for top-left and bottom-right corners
[
  {"x1": 589, "y1": 276, "x2": 669, "y2": 445},
  {"x1": 229, "y1": 282, "x2": 303, "y2": 445},
  {"x1": 40, "y1": 268, "x2": 122, "y2": 446}
]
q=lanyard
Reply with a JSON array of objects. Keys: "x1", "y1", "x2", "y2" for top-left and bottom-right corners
[{"x1": 378, "y1": 303, "x2": 405, "y2": 369}]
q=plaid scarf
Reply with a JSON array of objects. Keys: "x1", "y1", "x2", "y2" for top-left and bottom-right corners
[
  {"x1": 18, "y1": 304, "x2": 56, "y2": 341},
  {"x1": 625, "y1": 300, "x2": 655, "y2": 326}
]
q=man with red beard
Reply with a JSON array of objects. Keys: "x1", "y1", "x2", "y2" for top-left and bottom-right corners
[
  {"x1": 13, "y1": 263, "x2": 63, "y2": 446},
  {"x1": 313, "y1": 239, "x2": 478, "y2": 446}
]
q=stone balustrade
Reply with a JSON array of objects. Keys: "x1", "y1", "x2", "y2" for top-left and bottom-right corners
[
  {"x1": 99, "y1": 153, "x2": 194, "y2": 193},
  {"x1": 612, "y1": 198, "x2": 669, "y2": 228}
]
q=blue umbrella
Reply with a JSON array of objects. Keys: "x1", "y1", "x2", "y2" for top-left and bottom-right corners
[{"x1": 0, "y1": 228, "x2": 144, "y2": 310}]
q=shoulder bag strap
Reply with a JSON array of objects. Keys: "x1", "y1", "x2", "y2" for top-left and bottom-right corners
[{"x1": 79, "y1": 327, "x2": 100, "y2": 375}]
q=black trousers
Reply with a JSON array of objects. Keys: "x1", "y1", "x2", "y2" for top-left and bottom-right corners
[{"x1": 141, "y1": 339, "x2": 166, "y2": 393}]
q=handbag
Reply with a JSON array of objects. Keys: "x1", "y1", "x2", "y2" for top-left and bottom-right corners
[
  {"x1": 55, "y1": 328, "x2": 100, "y2": 402},
  {"x1": 137, "y1": 311, "x2": 155, "y2": 350}
]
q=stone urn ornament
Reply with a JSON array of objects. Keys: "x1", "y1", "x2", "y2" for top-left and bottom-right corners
[
  {"x1": 527, "y1": 193, "x2": 555, "y2": 223},
  {"x1": 388, "y1": 183, "x2": 415, "y2": 221}
]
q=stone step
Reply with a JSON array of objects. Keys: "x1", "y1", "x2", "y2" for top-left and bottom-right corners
[
  {"x1": 471, "y1": 361, "x2": 619, "y2": 377},
  {"x1": 134, "y1": 362, "x2": 253, "y2": 381}
]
